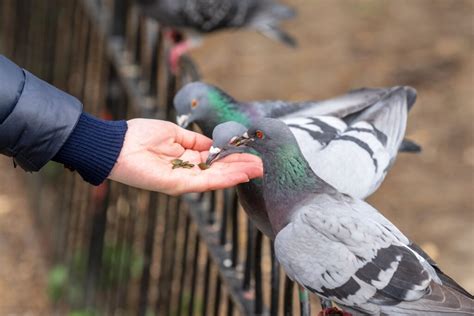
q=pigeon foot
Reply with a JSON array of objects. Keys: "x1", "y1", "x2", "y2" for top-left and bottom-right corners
[{"x1": 169, "y1": 41, "x2": 190, "y2": 75}]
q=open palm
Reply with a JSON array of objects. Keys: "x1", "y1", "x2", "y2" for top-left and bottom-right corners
[{"x1": 108, "y1": 119, "x2": 262, "y2": 195}]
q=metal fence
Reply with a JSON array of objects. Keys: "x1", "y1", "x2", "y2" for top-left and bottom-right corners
[{"x1": 1, "y1": 0, "x2": 322, "y2": 315}]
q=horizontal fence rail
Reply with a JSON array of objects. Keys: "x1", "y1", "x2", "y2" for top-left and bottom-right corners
[{"x1": 1, "y1": 0, "x2": 323, "y2": 315}]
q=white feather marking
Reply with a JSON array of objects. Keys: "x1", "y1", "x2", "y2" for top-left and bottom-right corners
[
  {"x1": 300, "y1": 122, "x2": 324, "y2": 133},
  {"x1": 281, "y1": 117, "x2": 313, "y2": 126},
  {"x1": 344, "y1": 277, "x2": 378, "y2": 306},
  {"x1": 176, "y1": 114, "x2": 189, "y2": 127},
  {"x1": 343, "y1": 130, "x2": 389, "y2": 168},
  {"x1": 352, "y1": 121, "x2": 373, "y2": 130},
  {"x1": 209, "y1": 146, "x2": 221, "y2": 154},
  {"x1": 290, "y1": 127, "x2": 325, "y2": 153},
  {"x1": 311, "y1": 140, "x2": 376, "y2": 198},
  {"x1": 371, "y1": 255, "x2": 402, "y2": 289},
  {"x1": 317, "y1": 116, "x2": 348, "y2": 131}
]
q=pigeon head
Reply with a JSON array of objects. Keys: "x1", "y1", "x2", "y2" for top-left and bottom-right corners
[
  {"x1": 206, "y1": 121, "x2": 248, "y2": 165},
  {"x1": 233, "y1": 118, "x2": 313, "y2": 186},
  {"x1": 235, "y1": 118, "x2": 330, "y2": 189},
  {"x1": 173, "y1": 82, "x2": 250, "y2": 137},
  {"x1": 234, "y1": 118, "x2": 333, "y2": 233},
  {"x1": 235, "y1": 118, "x2": 297, "y2": 156}
]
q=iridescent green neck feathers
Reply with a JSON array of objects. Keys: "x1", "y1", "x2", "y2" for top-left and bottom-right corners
[
  {"x1": 208, "y1": 90, "x2": 250, "y2": 126},
  {"x1": 268, "y1": 144, "x2": 319, "y2": 192}
]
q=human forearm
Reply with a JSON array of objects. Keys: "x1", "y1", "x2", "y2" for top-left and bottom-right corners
[
  {"x1": 0, "y1": 55, "x2": 82, "y2": 171},
  {"x1": 52, "y1": 112, "x2": 127, "y2": 185}
]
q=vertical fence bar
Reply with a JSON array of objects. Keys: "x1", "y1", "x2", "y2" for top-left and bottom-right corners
[
  {"x1": 243, "y1": 220, "x2": 255, "y2": 293},
  {"x1": 270, "y1": 242, "x2": 281, "y2": 316},
  {"x1": 137, "y1": 192, "x2": 159, "y2": 316},
  {"x1": 176, "y1": 215, "x2": 191, "y2": 316},
  {"x1": 284, "y1": 277, "x2": 295, "y2": 316},
  {"x1": 188, "y1": 233, "x2": 201, "y2": 316},
  {"x1": 2, "y1": 0, "x2": 315, "y2": 315},
  {"x1": 254, "y1": 230, "x2": 264, "y2": 315}
]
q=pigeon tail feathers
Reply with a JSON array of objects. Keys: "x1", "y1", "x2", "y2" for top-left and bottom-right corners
[
  {"x1": 399, "y1": 138, "x2": 422, "y2": 153},
  {"x1": 350, "y1": 87, "x2": 408, "y2": 160},
  {"x1": 405, "y1": 86, "x2": 418, "y2": 111},
  {"x1": 409, "y1": 243, "x2": 474, "y2": 300},
  {"x1": 380, "y1": 281, "x2": 474, "y2": 315},
  {"x1": 255, "y1": 24, "x2": 297, "y2": 47},
  {"x1": 250, "y1": 1, "x2": 297, "y2": 47}
]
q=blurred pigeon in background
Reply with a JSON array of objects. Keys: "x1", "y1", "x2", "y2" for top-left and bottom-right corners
[
  {"x1": 137, "y1": 0, "x2": 296, "y2": 71},
  {"x1": 231, "y1": 118, "x2": 474, "y2": 315}
]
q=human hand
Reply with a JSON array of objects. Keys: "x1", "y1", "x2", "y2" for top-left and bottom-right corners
[{"x1": 108, "y1": 119, "x2": 263, "y2": 195}]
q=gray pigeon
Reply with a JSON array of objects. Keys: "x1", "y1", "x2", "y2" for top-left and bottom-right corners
[
  {"x1": 137, "y1": 0, "x2": 297, "y2": 46},
  {"x1": 173, "y1": 82, "x2": 421, "y2": 156},
  {"x1": 231, "y1": 118, "x2": 474, "y2": 315},
  {"x1": 197, "y1": 85, "x2": 421, "y2": 312},
  {"x1": 208, "y1": 86, "x2": 417, "y2": 200},
  {"x1": 209, "y1": 122, "x2": 274, "y2": 237}
]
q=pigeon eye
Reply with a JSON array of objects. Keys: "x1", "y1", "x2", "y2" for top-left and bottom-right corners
[
  {"x1": 255, "y1": 130, "x2": 265, "y2": 139},
  {"x1": 191, "y1": 99, "x2": 198, "y2": 108},
  {"x1": 229, "y1": 136, "x2": 238, "y2": 144}
]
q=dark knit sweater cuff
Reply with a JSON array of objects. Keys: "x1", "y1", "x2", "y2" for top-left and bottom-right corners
[{"x1": 53, "y1": 112, "x2": 128, "y2": 185}]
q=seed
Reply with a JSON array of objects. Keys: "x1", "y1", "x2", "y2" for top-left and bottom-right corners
[
  {"x1": 171, "y1": 159, "x2": 196, "y2": 169},
  {"x1": 171, "y1": 159, "x2": 183, "y2": 165},
  {"x1": 198, "y1": 163, "x2": 209, "y2": 170}
]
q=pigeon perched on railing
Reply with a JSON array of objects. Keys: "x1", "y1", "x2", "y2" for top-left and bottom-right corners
[
  {"x1": 178, "y1": 83, "x2": 421, "y2": 312},
  {"x1": 137, "y1": 0, "x2": 296, "y2": 71},
  {"x1": 228, "y1": 118, "x2": 474, "y2": 315}
]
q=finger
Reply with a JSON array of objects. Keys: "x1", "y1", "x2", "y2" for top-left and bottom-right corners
[
  {"x1": 197, "y1": 152, "x2": 262, "y2": 166},
  {"x1": 176, "y1": 127, "x2": 212, "y2": 151},
  {"x1": 183, "y1": 171, "x2": 250, "y2": 193},
  {"x1": 206, "y1": 172, "x2": 250, "y2": 191},
  {"x1": 215, "y1": 161, "x2": 263, "y2": 179},
  {"x1": 219, "y1": 153, "x2": 262, "y2": 164},
  {"x1": 196, "y1": 154, "x2": 263, "y2": 175},
  {"x1": 168, "y1": 162, "x2": 263, "y2": 194}
]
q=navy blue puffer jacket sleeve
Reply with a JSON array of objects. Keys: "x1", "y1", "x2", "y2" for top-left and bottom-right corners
[
  {"x1": 0, "y1": 55, "x2": 128, "y2": 185},
  {"x1": 0, "y1": 55, "x2": 82, "y2": 171}
]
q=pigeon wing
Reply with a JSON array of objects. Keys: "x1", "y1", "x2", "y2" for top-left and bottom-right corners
[
  {"x1": 274, "y1": 196, "x2": 435, "y2": 313},
  {"x1": 247, "y1": 0, "x2": 297, "y2": 46},
  {"x1": 283, "y1": 87, "x2": 413, "y2": 199},
  {"x1": 277, "y1": 87, "x2": 392, "y2": 120},
  {"x1": 349, "y1": 86, "x2": 410, "y2": 161},
  {"x1": 181, "y1": 0, "x2": 252, "y2": 31}
]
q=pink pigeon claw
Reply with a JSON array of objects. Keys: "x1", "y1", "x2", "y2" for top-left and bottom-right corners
[{"x1": 318, "y1": 307, "x2": 352, "y2": 316}]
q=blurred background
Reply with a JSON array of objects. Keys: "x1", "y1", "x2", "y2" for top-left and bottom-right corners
[{"x1": 0, "y1": 0, "x2": 473, "y2": 315}]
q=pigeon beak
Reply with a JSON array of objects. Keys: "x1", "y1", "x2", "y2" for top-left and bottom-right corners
[
  {"x1": 206, "y1": 146, "x2": 222, "y2": 165},
  {"x1": 176, "y1": 114, "x2": 190, "y2": 128}
]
